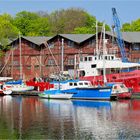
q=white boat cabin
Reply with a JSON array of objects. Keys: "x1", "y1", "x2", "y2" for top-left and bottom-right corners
[
  {"x1": 79, "y1": 54, "x2": 140, "y2": 77},
  {"x1": 52, "y1": 80, "x2": 92, "y2": 90}
]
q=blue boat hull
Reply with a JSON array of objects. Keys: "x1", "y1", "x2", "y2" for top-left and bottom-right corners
[{"x1": 63, "y1": 87, "x2": 112, "y2": 100}]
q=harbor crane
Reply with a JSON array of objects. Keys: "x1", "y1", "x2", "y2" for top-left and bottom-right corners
[{"x1": 112, "y1": 8, "x2": 128, "y2": 62}]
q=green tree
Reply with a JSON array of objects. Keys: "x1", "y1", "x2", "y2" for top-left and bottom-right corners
[
  {"x1": 122, "y1": 23, "x2": 132, "y2": 31},
  {"x1": 13, "y1": 11, "x2": 51, "y2": 36},
  {"x1": 131, "y1": 19, "x2": 140, "y2": 31},
  {"x1": 48, "y1": 8, "x2": 90, "y2": 34},
  {"x1": 122, "y1": 19, "x2": 140, "y2": 31},
  {"x1": 0, "y1": 13, "x2": 19, "y2": 51},
  {"x1": 13, "y1": 11, "x2": 40, "y2": 36},
  {"x1": 73, "y1": 27, "x2": 92, "y2": 34},
  {"x1": 27, "y1": 17, "x2": 50, "y2": 36}
]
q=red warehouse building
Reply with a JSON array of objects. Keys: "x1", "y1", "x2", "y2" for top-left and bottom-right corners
[{"x1": 1, "y1": 32, "x2": 140, "y2": 80}]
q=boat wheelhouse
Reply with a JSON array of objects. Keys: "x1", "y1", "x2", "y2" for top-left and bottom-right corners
[{"x1": 79, "y1": 54, "x2": 140, "y2": 77}]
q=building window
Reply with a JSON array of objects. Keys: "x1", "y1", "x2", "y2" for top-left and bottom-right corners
[
  {"x1": 68, "y1": 58, "x2": 74, "y2": 65},
  {"x1": 68, "y1": 40, "x2": 74, "y2": 47},
  {"x1": 13, "y1": 61, "x2": 19, "y2": 65},
  {"x1": 89, "y1": 39, "x2": 95, "y2": 47},
  {"x1": 30, "y1": 43, "x2": 36, "y2": 48},
  {"x1": 35, "y1": 65, "x2": 39, "y2": 69},
  {"x1": 132, "y1": 44, "x2": 140, "y2": 51},
  {"x1": 48, "y1": 42, "x2": 55, "y2": 48},
  {"x1": 48, "y1": 59, "x2": 55, "y2": 65}
]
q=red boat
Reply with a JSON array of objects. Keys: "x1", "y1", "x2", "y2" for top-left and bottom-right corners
[
  {"x1": 107, "y1": 82, "x2": 132, "y2": 99},
  {"x1": 79, "y1": 54, "x2": 140, "y2": 94},
  {"x1": 26, "y1": 78, "x2": 54, "y2": 91}
]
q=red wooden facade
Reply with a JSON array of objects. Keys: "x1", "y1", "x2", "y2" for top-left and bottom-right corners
[{"x1": 0, "y1": 33, "x2": 140, "y2": 80}]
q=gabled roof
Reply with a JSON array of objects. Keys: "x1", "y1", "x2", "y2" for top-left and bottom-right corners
[
  {"x1": 106, "y1": 31, "x2": 140, "y2": 43},
  {"x1": 58, "y1": 34, "x2": 95, "y2": 44},
  {"x1": 8, "y1": 32, "x2": 140, "y2": 47},
  {"x1": 9, "y1": 36, "x2": 52, "y2": 46},
  {"x1": 22, "y1": 36, "x2": 52, "y2": 45}
]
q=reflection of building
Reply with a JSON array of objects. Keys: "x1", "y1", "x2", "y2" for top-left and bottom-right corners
[{"x1": 1, "y1": 32, "x2": 140, "y2": 79}]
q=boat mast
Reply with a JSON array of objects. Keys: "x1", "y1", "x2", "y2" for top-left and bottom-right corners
[
  {"x1": 11, "y1": 44, "x2": 14, "y2": 78},
  {"x1": 103, "y1": 23, "x2": 107, "y2": 84},
  {"x1": 19, "y1": 32, "x2": 22, "y2": 79},
  {"x1": 95, "y1": 20, "x2": 99, "y2": 55},
  {"x1": 39, "y1": 46, "x2": 42, "y2": 78},
  {"x1": 74, "y1": 54, "x2": 77, "y2": 79},
  {"x1": 61, "y1": 38, "x2": 64, "y2": 73}
]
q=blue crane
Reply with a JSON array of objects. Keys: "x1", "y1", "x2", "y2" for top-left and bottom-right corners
[{"x1": 112, "y1": 8, "x2": 128, "y2": 62}]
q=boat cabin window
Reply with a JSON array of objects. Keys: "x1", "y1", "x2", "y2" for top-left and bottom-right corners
[
  {"x1": 84, "y1": 57, "x2": 87, "y2": 61},
  {"x1": 80, "y1": 57, "x2": 83, "y2": 62},
  {"x1": 114, "y1": 86, "x2": 117, "y2": 89},
  {"x1": 88, "y1": 57, "x2": 92, "y2": 61},
  {"x1": 69, "y1": 82, "x2": 77, "y2": 86},
  {"x1": 79, "y1": 83, "x2": 83, "y2": 85},
  {"x1": 91, "y1": 64, "x2": 96, "y2": 68},
  {"x1": 69, "y1": 83, "x2": 73, "y2": 86},
  {"x1": 74, "y1": 83, "x2": 77, "y2": 86},
  {"x1": 111, "y1": 56, "x2": 114, "y2": 60},
  {"x1": 84, "y1": 82, "x2": 89, "y2": 85},
  {"x1": 120, "y1": 84, "x2": 125, "y2": 88},
  {"x1": 105, "y1": 56, "x2": 107, "y2": 60},
  {"x1": 79, "y1": 71, "x2": 85, "y2": 77}
]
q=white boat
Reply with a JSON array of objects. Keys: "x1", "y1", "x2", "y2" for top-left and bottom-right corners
[
  {"x1": 10, "y1": 84, "x2": 34, "y2": 92},
  {"x1": 0, "y1": 83, "x2": 12, "y2": 95},
  {"x1": 5, "y1": 79, "x2": 34, "y2": 92},
  {"x1": 0, "y1": 77, "x2": 13, "y2": 95},
  {"x1": 39, "y1": 89, "x2": 73, "y2": 99},
  {"x1": 106, "y1": 82, "x2": 131, "y2": 99}
]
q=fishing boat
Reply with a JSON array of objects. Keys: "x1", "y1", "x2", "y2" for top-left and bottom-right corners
[
  {"x1": 39, "y1": 80, "x2": 112, "y2": 100},
  {"x1": 106, "y1": 82, "x2": 132, "y2": 99},
  {"x1": 79, "y1": 22, "x2": 140, "y2": 93},
  {"x1": 79, "y1": 54, "x2": 140, "y2": 93}
]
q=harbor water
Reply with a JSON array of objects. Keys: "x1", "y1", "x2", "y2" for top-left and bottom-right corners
[{"x1": 0, "y1": 96, "x2": 140, "y2": 139}]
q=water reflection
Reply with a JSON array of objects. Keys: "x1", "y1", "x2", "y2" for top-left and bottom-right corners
[{"x1": 0, "y1": 96, "x2": 140, "y2": 139}]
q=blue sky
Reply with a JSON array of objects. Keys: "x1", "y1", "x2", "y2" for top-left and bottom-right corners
[{"x1": 0, "y1": 0, "x2": 140, "y2": 26}]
